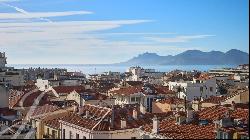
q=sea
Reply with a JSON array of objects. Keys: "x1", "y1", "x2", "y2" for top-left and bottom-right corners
[{"x1": 7, "y1": 64, "x2": 237, "y2": 75}]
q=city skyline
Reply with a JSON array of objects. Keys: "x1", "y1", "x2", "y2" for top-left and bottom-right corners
[{"x1": 0, "y1": 0, "x2": 249, "y2": 64}]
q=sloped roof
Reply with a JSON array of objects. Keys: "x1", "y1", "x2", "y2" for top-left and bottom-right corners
[{"x1": 52, "y1": 86, "x2": 85, "y2": 94}]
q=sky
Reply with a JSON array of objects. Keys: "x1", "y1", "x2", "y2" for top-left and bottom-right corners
[{"x1": 0, "y1": 0, "x2": 249, "y2": 64}]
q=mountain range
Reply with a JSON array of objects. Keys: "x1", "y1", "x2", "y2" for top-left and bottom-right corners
[{"x1": 117, "y1": 49, "x2": 249, "y2": 65}]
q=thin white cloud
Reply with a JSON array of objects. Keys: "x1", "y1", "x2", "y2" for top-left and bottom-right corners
[
  {"x1": 0, "y1": 20, "x2": 151, "y2": 27},
  {"x1": 0, "y1": 2, "x2": 93, "y2": 24},
  {"x1": 3, "y1": 3, "x2": 28, "y2": 13},
  {"x1": 0, "y1": 20, "x2": 152, "y2": 47},
  {"x1": 1, "y1": 2, "x2": 52, "y2": 22},
  {"x1": 145, "y1": 35, "x2": 215, "y2": 43},
  {"x1": 0, "y1": 3, "x2": 92, "y2": 21},
  {"x1": 0, "y1": 11, "x2": 93, "y2": 19},
  {"x1": 97, "y1": 32, "x2": 176, "y2": 35}
]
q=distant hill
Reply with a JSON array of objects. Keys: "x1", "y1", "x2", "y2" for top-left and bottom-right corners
[{"x1": 117, "y1": 49, "x2": 249, "y2": 65}]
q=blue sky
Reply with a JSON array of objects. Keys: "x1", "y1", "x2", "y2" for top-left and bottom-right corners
[{"x1": 0, "y1": 0, "x2": 249, "y2": 64}]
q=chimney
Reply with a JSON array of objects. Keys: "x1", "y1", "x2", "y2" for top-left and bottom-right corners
[
  {"x1": 186, "y1": 107, "x2": 194, "y2": 123},
  {"x1": 73, "y1": 104, "x2": 78, "y2": 113},
  {"x1": 140, "y1": 103, "x2": 146, "y2": 114},
  {"x1": 132, "y1": 109, "x2": 138, "y2": 119},
  {"x1": 175, "y1": 112, "x2": 186, "y2": 125},
  {"x1": 152, "y1": 115, "x2": 159, "y2": 134},
  {"x1": 120, "y1": 119, "x2": 127, "y2": 129},
  {"x1": 213, "y1": 118, "x2": 222, "y2": 135},
  {"x1": 85, "y1": 110, "x2": 90, "y2": 118},
  {"x1": 231, "y1": 101, "x2": 236, "y2": 110},
  {"x1": 78, "y1": 107, "x2": 84, "y2": 116},
  {"x1": 192, "y1": 99, "x2": 201, "y2": 111},
  {"x1": 214, "y1": 120, "x2": 220, "y2": 130}
]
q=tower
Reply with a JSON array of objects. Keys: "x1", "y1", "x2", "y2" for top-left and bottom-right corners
[{"x1": 0, "y1": 52, "x2": 7, "y2": 68}]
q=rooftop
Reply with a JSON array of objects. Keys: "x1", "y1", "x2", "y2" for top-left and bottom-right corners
[
  {"x1": 142, "y1": 118, "x2": 215, "y2": 139},
  {"x1": 52, "y1": 86, "x2": 85, "y2": 94}
]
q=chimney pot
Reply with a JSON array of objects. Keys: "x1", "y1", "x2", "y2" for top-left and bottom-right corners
[
  {"x1": 78, "y1": 107, "x2": 84, "y2": 116},
  {"x1": 121, "y1": 119, "x2": 127, "y2": 129},
  {"x1": 85, "y1": 110, "x2": 90, "y2": 118},
  {"x1": 140, "y1": 103, "x2": 146, "y2": 114},
  {"x1": 152, "y1": 115, "x2": 159, "y2": 134},
  {"x1": 231, "y1": 101, "x2": 236, "y2": 110},
  {"x1": 73, "y1": 105, "x2": 78, "y2": 112},
  {"x1": 132, "y1": 109, "x2": 138, "y2": 119},
  {"x1": 186, "y1": 108, "x2": 194, "y2": 123}
]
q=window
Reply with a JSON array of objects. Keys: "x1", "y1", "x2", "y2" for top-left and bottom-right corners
[
  {"x1": 131, "y1": 137, "x2": 136, "y2": 139},
  {"x1": 62, "y1": 129, "x2": 65, "y2": 139},
  {"x1": 83, "y1": 136, "x2": 86, "y2": 139},
  {"x1": 241, "y1": 135, "x2": 249, "y2": 139},
  {"x1": 219, "y1": 131, "x2": 223, "y2": 139},
  {"x1": 58, "y1": 131, "x2": 60, "y2": 139},
  {"x1": 69, "y1": 131, "x2": 73, "y2": 139},
  {"x1": 223, "y1": 132, "x2": 228, "y2": 139},
  {"x1": 135, "y1": 97, "x2": 140, "y2": 102},
  {"x1": 52, "y1": 130, "x2": 56, "y2": 139},
  {"x1": 131, "y1": 97, "x2": 136, "y2": 102},
  {"x1": 47, "y1": 128, "x2": 49, "y2": 135},
  {"x1": 210, "y1": 87, "x2": 213, "y2": 92},
  {"x1": 76, "y1": 133, "x2": 79, "y2": 139},
  {"x1": 200, "y1": 87, "x2": 203, "y2": 93}
]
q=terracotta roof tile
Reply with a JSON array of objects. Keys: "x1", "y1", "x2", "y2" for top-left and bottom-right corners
[
  {"x1": 13, "y1": 91, "x2": 55, "y2": 107},
  {"x1": 53, "y1": 86, "x2": 85, "y2": 94},
  {"x1": 154, "y1": 86, "x2": 176, "y2": 95},
  {"x1": 198, "y1": 105, "x2": 249, "y2": 122},
  {"x1": 156, "y1": 97, "x2": 187, "y2": 105},
  {"x1": 44, "y1": 111, "x2": 71, "y2": 129},
  {"x1": 143, "y1": 118, "x2": 215, "y2": 139},
  {"x1": 125, "y1": 81, "x2": 143, "y2": 86},
  {"x1": 201, "y1": 96, "x2": 227, "y2": 104},
  {"x1": 60, "y1": 104, "x2": 172, "y2": 131},
  {"x1": 110, "y1": 86, "x2": 143, "y2": 95},
  {"x1": 31, "y1": 104, "x2": 59, "y2": 117},
  {"x1": 0, "y1": 107, "x2": 17, "y2": 116}
]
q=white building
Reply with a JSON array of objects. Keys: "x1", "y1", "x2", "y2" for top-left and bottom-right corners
[
  {"x1": 35, "y1": 78, "x2": 50, "y2": 91},
  {"x1": 89, "y1": 71, "x2": 121, "y2": 81},
  {"x1": 109, "y1": 85, "x2": 159, "y2": 113},
  {"x1": 125, "y1": 66, "x2": 164, "y2": 82},
  {"x1": 168, "y1": 76, "x2": 217, "y2": 101},
  {"x1": 209, "y1": 68, "x2": 249, "y2": 76}
]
